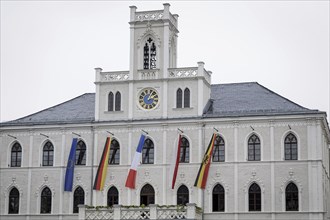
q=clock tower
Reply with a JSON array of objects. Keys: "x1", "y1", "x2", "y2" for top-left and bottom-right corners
[{"x1": 94, "y1": 3, "x2": 211, "y2": 121}]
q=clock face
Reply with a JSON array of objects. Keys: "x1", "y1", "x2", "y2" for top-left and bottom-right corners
[{"x1": 138, "y1": 88, "x2": 159, "y2": 110}]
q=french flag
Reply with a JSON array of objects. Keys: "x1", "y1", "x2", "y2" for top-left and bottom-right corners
[{"x1": 125, "y1": 134, "x2": 146, "y2": 189}]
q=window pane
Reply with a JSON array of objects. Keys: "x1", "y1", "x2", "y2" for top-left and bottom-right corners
[
  {"x1": 184, "y1": 88, "x2": 190, "y2": 108},
  {"x1": 73, "y1": 187, "x2": 85, "y2": 213},
  {"x1": 108, "y1": 92, "x2": 114, "y2": 111},
  {"x1": 115, "y1": 92, "x2": 121, "y2": 111},
  {"x1": 176, "y1": 89, "x2": 182, "y2": 108}
]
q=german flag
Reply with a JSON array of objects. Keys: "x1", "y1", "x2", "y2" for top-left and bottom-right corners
[
  {"x1": 93, "y1": 137, "x2": 111, "y2": 191},
  {"x1": 194, "y1": 133, "x2": 216, "y2": 189}
]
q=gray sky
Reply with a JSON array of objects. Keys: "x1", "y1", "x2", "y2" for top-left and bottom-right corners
[{"x1": 1, "y1": 1, "x2": 329, "y2": 122}]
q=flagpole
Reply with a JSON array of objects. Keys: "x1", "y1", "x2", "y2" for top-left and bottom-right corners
[{"x1": 202, "y1": 123, "x2": 206, "y2": 220}]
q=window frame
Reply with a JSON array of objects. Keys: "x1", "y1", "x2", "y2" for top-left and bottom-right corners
[
  {"x1": 183, "y1": 88, "x2": 190, "y2": 108},
  {"x1": 285, "y1": 182, "x2": 299, "y2": 211},
  {"x1": 42, "y1": 141, "x2": 54, "y2": 166},
  {"x1": 8, "y1": 187, "x2": 19, "y2": 214},
  {"x1": 247, "y1": 134, "x2": 261, "y2": 161},
  {"x1": 212, "y1": 135, "x2": 225, "y2": 162},
  {"x1": 284, "y1": 133, "x2": 298, "y2": 160},
  {"x1": 142, "y1": 138, "x2": 154, "y2": 164},
  {"x1": 176, "y1": 88, "x2": 183, "y2": 108},
  {"x1": 107, "y1": 186, "x2": 119, "y2": 206},
  {"x1": 140, "y1": 184, "x2": 155, "y2": 206},
  {"x1": 75, "y1": 140, "x2": 86, "y2": 165},
  {"x1": 179, "y1": 137, "x2": 189, "y2": 163},
  {"x1": 108, "y1": 92, "x2": 114, "y2": 111},
  {"x1": 108, "y1": 139, "x2": 120, "y2": 165},
  {"x1": 11, "y1": 142, "x2": 22, "y2": 167},
  {"x1": 177, "y1": 185, "x2": 189, "y2": 205},
  {"x1": 248, "y1": 183, "x2": 261, "y2": 212},
  {"x1": 212, "y1": 184, "x2": 225, "y2": 212},
  {"x1": 115, "y1": 92, "x2": 121, "y2": 111},
  {"x1": 40, "y1": 187, "x2": 52, "y2": 214},
  {"x1": 73, "y1": 186, "x2": 85, "y2": 213}
]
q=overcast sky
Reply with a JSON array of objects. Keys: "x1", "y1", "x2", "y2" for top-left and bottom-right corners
[{"x1": 1, "y1": 1, "x2": 329, "y2": 122}]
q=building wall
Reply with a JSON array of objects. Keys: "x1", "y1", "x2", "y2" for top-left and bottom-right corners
[{"x1": 1, "y1": 116, "x2": 329, "y2": 219}]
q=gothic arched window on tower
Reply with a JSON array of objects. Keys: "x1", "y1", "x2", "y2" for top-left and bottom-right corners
[
  {"x1": 143, "y1": 37, "x2": 156, "y2": 69},
  {"x1": 43, "y1": 141, "x2": 54, "y2": 166},
  {"x1": 8, "y1": 187, "x2": 19, "y2": 214},
  {"x1": 108, "y1": 139, "x2": 120, "y2": 165},
  {"x1": 76, "y1": 140, "x2": 86, "y2": 165},
  {"x1": 142, "y1": 138, "x2": 154, "y2": 164},
  {"x1": 108, "y1": 92, "x2": 114, "y2": 111},
  {"x1": 115, "y1": 92, "x2": 121, "y2": 111},
  {"x1": 176, "y1": 88, "x2": 182, "y2": 108},
  {"x1": 184, "y1": 88, "x2": 190, "y2": 108},
  {"x1": 73, "y1": 187, "x2": 85, "y2": 213},
  {"x1": 180, "y1": 137, "x2": 189, "y2": 163},
  {"x1": 11, "y1": 142, "x2": 22, "y2": 167},
  {"x1": 285, "y1": 133, "x2": 298, "y2": 160}
]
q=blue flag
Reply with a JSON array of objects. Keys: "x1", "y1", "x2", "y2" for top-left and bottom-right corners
[{"x1": 64, "y1": 138, "x2": 78, "y2": 191}]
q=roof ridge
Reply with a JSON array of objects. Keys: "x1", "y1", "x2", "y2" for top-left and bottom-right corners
[
  {"x1": 211, "y1": 81, "x2": 258, "y2": 86},
  {"x1": 8, "y1": 93, "x2": 94, "y2": 123}
]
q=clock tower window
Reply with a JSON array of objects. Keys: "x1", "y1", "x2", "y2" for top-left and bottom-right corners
[{"x1": 143, "y1": 37, "x2": 157, "y2": 70}]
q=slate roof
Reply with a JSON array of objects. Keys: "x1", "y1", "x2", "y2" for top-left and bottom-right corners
[
  {"x1": 1, "y1": 82, "x2": 321, "y2": 126},
  {"x1": 203, "y1": 82, "x2": 318, "y2": 117}
]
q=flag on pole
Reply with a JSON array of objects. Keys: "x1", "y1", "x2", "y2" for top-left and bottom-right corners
[
  {"x1": 170, "y1": 134, "x2": 181, "y2": 189},
  {"x1": 194, "y1": 133, "x2": 216, "y2": 189},
  {"x1": 64, "y1": 138, "x2": 78, "y2": 192},
  {"x1": 125, "y1": 134, "x2": 146, "y2": 189},
  {"x1": 93, "y1": 137, "x2": 111, "y2": 191}
]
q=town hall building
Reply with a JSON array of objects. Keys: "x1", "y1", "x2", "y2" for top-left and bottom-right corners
[{"x1": 1, "y1": 3, "x2": 329, "y2": 220}]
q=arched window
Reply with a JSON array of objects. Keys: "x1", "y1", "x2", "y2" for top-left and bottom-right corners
[
  {"x1": 286, "y1": 182, "x2": 299, "y2": 211},
  {"x1": 8, "y1": 187, "x2": 19, "y2": 214},
  {"x1": 142, "y1": 138, "x2": 154, "y2": 164},
  {"x1": 248, "y1": 134, "x2": 261, "y2": 161},
  {"x1": 73, "y1": 187, "x2": 85, "y2": 213},
  {"x1": 177, "y1": 185, "x2": 189, "y2": 205},
  {"x1": 108, "y1": 92, "x2": 114, "y2": 111},
  {"x1": 109, "y1": 139, "x2": 120, "y2": 165},
  {"x1": 115, "y1": 92, "x2": 121, "y2": 111},
  {"x1": 176, "y1": 88, "x2": 182, "y2": 108},
  {"x1": 76, "y1": 140, "x2": 86, "y2": 165},
  {"x1": 212, "y1": 184, "x2": 225, "y2": 212},
  {"x1": 107, "y1": 186, "x2": 119, "y2": 206},
  {"x1": 180, "y1": 137, "x2": 189, "y2": 163},
  {"x1": 140, "y1": 184, "x2": 155, "y2": 206},
  {"x1": 11, "y1": 142, "x2": 22, "y2": 167},
  {"x1": 40, "y1": 187, "x2": 52, "y2": 214},
  {"x1": 43, "y1": 141, "x2": 54, "y2": 166},
  {"x1": 143, "y1": 37, "x2": 156, "y2": 69},
  {"x1": 249, "y1": 183, "x2": 261, "y2": 211},
  {"x1": 285, "y1": 133, "x2": 297, "y2": 160},
  {"x1": 184, "y1": 88, "x2": 190, "y2": 108},
  {"x1": 213, "y1": 135, "x2": 225, "y2": 162}
]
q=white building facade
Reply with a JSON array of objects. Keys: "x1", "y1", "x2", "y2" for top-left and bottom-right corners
[{"x1": 1, "y1": 4, "x2": 330, "y2": 220}]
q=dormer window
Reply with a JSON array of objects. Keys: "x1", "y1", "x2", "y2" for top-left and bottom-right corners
[{"x1": 143, "y1": 37, "x2": 156, "y2": 69}]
